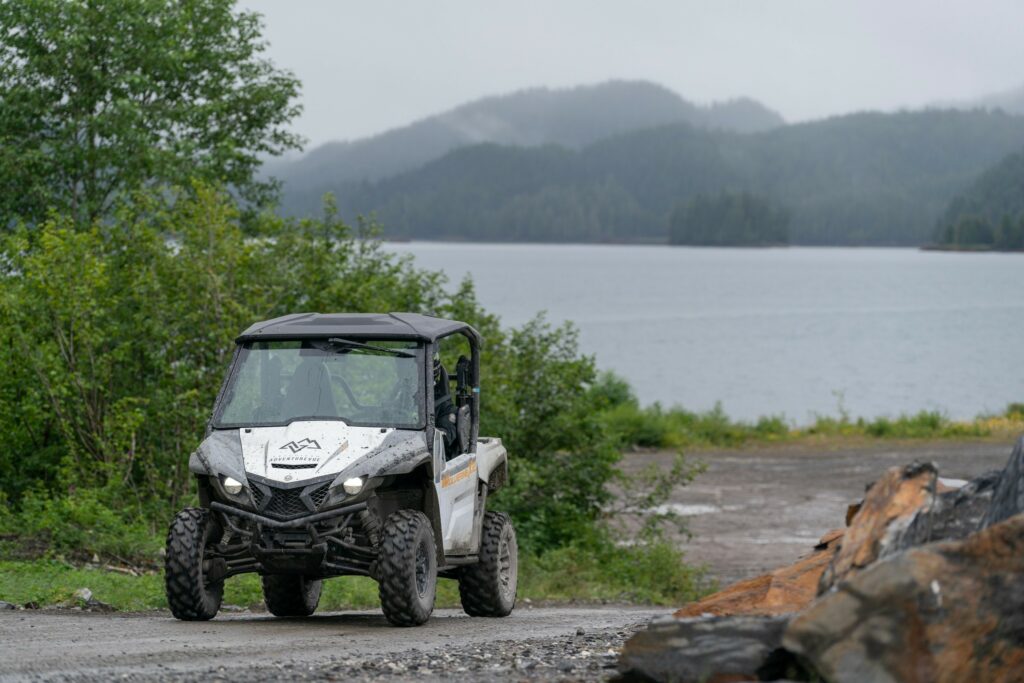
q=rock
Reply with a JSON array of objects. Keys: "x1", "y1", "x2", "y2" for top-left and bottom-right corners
[
  {"x1": 69, "y1": 586, "x2": 114, "y2": 612},
  {"x1": 618, "y1": 615, "x2": 790, "y2": 683},
  {"x1": 818, "y1": 461, "x2": 936, "y2": 593},
  {"x1": 882, "y1": 469, "x2": 1001, "y2": 557},
  {"x1": 936, "y1": 477, "x2": 968, "y2": 491},
  {"x1": 674, "y1": 529, "x2": 844, "y2": 619},
  {"x1": 981, "y1": 436, "x2": 1024, "y2": 528},
  {"x1": 0, "y1": 600, "x2": 16, "y2": 610},
  {"x1": 783, "y1": 512, "x2": 1024, "y2": 683}
]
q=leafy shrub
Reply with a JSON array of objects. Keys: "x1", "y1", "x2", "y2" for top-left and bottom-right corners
[
  {"x1": 12, "y1": 490, "x2": 160, "y2": 561},
  {"x1": 0, "y1": 185, "x2": 691, "y2": 564},
  {"x1": 520, "y1": 541, "x2": 709, "y2": 605}
]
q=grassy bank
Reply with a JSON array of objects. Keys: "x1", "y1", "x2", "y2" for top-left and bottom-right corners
[
  {"x1": 600, "y1": 388, "x2": 1024, "y2": 451},
  {"x1": 0, "y1": 542, "x2": 707, "y2": 611}
]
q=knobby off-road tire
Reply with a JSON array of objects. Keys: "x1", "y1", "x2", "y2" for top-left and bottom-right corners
[
  {"x1": 262, "y1": 575, "x2": 323, "y2": 617},
  {"x1": 165, "y1": 508, "x2": 224, "y2": 621},
  {"x1": 377, "y1": 510, "x2": 437, "y2": 626},
  {"x1": 459, "y1": 511, "x2": 517, "y2": 617}
]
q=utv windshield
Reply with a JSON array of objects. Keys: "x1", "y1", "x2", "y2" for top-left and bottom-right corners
[{"x1": 213, "y1": 339, "x2": 425, "y2": 429}]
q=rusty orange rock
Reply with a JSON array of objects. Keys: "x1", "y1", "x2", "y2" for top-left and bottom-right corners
[
  {"x1": 674, "y1": 529, "x2": 844, "y2": 619},
  {"x1": 818, "y1": 461, "x2": 936, "y2": 593},
  {"x1": 783, "y1": 512, "x2": 1024, "y2": 683}
]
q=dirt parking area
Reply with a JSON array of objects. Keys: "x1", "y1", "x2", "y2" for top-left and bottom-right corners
[{"x1": 623, "y1": 439, "x2": 1014, "y2": 584}]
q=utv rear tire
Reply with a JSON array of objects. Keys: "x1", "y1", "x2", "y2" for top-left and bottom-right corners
[
  {"x1": 459, "y1": 511, "x2": 517, "y2": 617},
  {"x1": 165, "y1": 508, "x2": 224, "y2": 621},
  {"x1": 377, "y1": 510, "x2": 437, "y2": 626},
  {"x1": 262, "y1": 575, "x2": 322, "y2": 617}
]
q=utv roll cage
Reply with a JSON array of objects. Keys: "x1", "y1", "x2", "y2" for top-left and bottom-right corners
[{"x1": 216, "y1": 312, "x2": 482, "y2": 451}]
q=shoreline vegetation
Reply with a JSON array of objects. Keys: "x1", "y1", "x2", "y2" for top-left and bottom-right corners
[
  {"x1": 920, "y1": 243, "x2": 1024, "y2": 253},
  {"x1": 598, "y1": 375, "x2": 1024, "y2": 451}
]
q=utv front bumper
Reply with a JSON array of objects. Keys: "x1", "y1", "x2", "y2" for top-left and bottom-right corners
[{"x1": 207, "y1": 487, "x2": 379, "y2": 579}]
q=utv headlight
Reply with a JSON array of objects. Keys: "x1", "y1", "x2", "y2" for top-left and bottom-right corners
[
  {"x1": 222, "y1": 476, "x2": 244, "y2": 495},
  {"x1": 343, "y1": 477, "x2": 364, "y2": 495}
]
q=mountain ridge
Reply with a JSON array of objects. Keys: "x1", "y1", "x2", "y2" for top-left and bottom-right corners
[
  {"x1": 337, "y1": 109, "x2": 1024, "y2": 246},
  {"x1": 265, "y1": 80, "x2": 785, "y2": 215}
]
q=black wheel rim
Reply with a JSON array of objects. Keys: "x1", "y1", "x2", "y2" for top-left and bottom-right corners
[
  {"x1": 498, "y1": 527, "x2": 517, "y2": 602},
  {"x1": 415, "y1": 538, "x2": 429, "y2": 596}
]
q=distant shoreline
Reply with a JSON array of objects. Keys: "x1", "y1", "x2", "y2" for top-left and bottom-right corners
[
  {"x1": 382, "y1": 238, "x2": 929, "y2": 249},
  {"x1": 920, "y1": 244, "x2": 1024, "y2": 253}
]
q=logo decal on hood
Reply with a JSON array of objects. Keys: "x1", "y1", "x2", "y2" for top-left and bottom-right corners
[{"x1": 279, "y1": 438, "x2": 321, "y2": 453}]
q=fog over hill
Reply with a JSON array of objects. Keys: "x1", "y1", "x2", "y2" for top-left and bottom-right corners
[
  {"x1": 266, "y1": 80, "x2": 784, "y2": 216},
  {"x1": 941, "y1": 83, "x2": 1024, "y2": 116}
]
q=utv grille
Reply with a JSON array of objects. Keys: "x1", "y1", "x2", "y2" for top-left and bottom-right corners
[
  {"x1": 253, "y1": 481, "x2": 332, "y2": 519},
  {"x1": 309, "y1": 483, "x2": 331, "y2": 508}
]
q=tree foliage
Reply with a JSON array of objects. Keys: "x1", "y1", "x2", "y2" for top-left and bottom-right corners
[
  {"x1": 0, "y1": 0, "x2": 302, "y2": 226},
  {"x1": 935, "y1": 149, "x2": 1024, "y2": 250},
  {"x1": 0, "y1": 185, "x2": 683, "y2": 557},
  {"x1": 670, "y1": 192, "x2": 789, "y2": 246}
]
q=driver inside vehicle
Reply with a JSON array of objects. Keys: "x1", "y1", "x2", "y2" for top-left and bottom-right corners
[{"x1": 433, "y1": 355, "x2": 457, "y2": 456}]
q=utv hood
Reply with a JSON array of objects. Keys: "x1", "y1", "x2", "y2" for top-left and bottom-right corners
[{"x1": 189, "y1": 423, "x2": 431, "y2": 489}]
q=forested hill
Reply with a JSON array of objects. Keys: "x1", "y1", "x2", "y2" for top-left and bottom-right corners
[
  {"x1": 934, "y1": 149, "x2": 1024, "y2": 250},
  {"x1": 268, "y1": 80, "x2": 784, "y2": 216},
  {"x1": 325, "y1": 109, "x2": 1024, "y2": 246}
]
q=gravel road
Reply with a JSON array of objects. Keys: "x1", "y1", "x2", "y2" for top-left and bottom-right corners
[
  {"x1": 0, "y1": 607, "x2": 665, "y2": 682},
  {"x1": 1, "y1": 438, "x2": 1014, "y2": 682}
]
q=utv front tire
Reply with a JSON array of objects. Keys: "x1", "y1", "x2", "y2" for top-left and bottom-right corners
[
  {"x1": 459, "y1": 511, "x2": 517, "y2": 617},
  {"x1": 165, "y1": 508, "x2": 224, "y2": 621},
  {"x1": 262, "y1": 575, "x2": 322, "y2": 617},
  {"x1": 377, "y1": 510, "x2": 437, "y2": 626}
]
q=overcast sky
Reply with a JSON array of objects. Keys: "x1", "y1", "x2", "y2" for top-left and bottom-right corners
[{"x1": 242, "y1": 0, "x2": 1024, "y2": 149}]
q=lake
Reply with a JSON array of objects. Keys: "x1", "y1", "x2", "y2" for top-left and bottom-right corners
[{"x1": 384, "y1": 243, "x2": 1023, "y2": 423}]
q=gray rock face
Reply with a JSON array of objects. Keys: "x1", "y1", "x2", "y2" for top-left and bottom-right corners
[
  {"x1": 882, "y1": 468, "x2": 1001, "y2": 557},
  {"x1": 618, "y1": 615, "x2": 791, "y2": 683},
  {"x1": 783, "y1": 512, "x2": 1024, "y2": 683},
  {"x1": 981, "y1": 436, "x2": 1024, "y2": 528}
]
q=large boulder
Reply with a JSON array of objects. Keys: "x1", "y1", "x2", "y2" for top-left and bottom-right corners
[
  {"x1": 881, "y1": 468, "x2": 1001, "y2": 557},
  {"x1": 674, "y1": 529, "x2": 844, "y2": 619},
  {"x1": 981, "y1": 435, "x2": 1024, "y2": 528},
  {"x1": 818, "y1": 462, "x2": 936, "y2": 593},
  {"x1": 618, "y1": 615, "x2": 790, "y2": 683},
  {"x1": 783, "y1": 512, "x2": 1024, "y2": 683}
]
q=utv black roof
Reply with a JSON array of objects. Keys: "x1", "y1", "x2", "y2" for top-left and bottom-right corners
[{"x1": 236, "y1": 313, "x2": 479, "y2": 344}]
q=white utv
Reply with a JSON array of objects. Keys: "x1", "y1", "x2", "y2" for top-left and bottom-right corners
[{"x1": 165, "y1": 313, "x2": 516, "y2": 626}]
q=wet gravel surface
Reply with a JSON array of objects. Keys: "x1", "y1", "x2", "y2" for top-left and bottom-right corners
[
  {"x1": 0, "y1": 607, "x2": 665, "y2": 682},
  {"x1": 200, "y1": 625, "x2": 637, "y2": 682}
]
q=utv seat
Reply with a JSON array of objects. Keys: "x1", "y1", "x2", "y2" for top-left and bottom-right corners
[{"x1": 282, "y1": 357, "x2": 338, "y2": 419}]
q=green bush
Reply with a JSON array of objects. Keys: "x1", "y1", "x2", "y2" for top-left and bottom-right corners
[
  {"x1": 520, "y1": 541, "x2": 709, "y2": 605},
  {"x1": 600, "y1": 393, "x2": 791, "y2": 450},
  {"x1": 12, "y1": 490, "x2": 160, "y2": 561},
  {"x1": 0, "y1": 185, "x2": 693, "y2": 565}
]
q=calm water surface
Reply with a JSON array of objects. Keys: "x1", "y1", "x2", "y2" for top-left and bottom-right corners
[{"x1": 384, "y1": 243, "x2": 1023, "y2": 423}]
